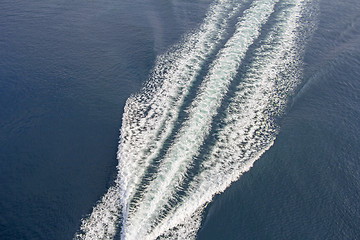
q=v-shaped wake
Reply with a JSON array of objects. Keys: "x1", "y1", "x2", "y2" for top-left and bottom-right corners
[{"x1": 75, "y1": 0, "x2": 318, "y2": 239}]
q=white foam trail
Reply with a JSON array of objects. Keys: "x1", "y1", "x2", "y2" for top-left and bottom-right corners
[
  {"x1": 119, "y1": 0, "x2": 245, "y2": 208},
  {"x1": 147, "y1": 0, "x2": 316, "y2": 238},
  {"x1": 75, "y1": 0, "x2": 246, "y2": 239},
  {"x1": 75, "y1": 0, "x2": 317, "y2": 238},
  {"x1": 122, "y1": 0, "x2": 280, "y2": 238}
]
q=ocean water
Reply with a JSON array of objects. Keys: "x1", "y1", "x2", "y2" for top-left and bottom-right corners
[{"x1": 0, "y1": 0, "x2": 359, "y2": 239}]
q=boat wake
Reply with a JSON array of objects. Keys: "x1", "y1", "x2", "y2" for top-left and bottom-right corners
[{"x1": 75, "y1": 0, "x2": 317, "y2": 239}]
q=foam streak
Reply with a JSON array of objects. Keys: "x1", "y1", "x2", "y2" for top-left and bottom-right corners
[
  {"x1": 74, "y1": 0, "x2": 317, "y2": 239},
  {"x1": 122, "y1": 0, "x2": 280, "y2": 239}
]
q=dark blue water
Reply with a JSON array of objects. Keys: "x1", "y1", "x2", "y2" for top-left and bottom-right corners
[{"x1": 1, "y1": 0, "x2": 359, "y2": 239}]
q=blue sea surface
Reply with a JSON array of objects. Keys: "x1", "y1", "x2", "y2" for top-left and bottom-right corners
[{"x1": 1, "y1": 0, "x2": 359, "y2": 239}]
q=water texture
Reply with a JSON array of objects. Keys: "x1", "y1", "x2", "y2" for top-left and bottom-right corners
[{"x1": 1, "y1": 0, "x2": 359, "y2": 239}]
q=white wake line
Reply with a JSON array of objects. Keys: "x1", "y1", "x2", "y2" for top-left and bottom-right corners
[
  {"x1": 75, "y1": 1, "x2": 245, "y2": 239},
  {"x1": 75, "y1": 0, "x2": 318, "y2": 238},
  {"x1": 118, "y1": 0, "x2": 246, "y2": 213},
  {"x1": 122, "y1": 0, "x2": 279, "y2": 239},
  {"x1": 147, "y1": 0, "x2": 313, "y2": 239}
]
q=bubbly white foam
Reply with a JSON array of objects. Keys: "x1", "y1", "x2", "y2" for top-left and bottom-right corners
[
  {"x1": 74, "y1": 185, "x2": 121, "y2": 240},
  {"x1": 137, "y1": 0, "x2": 315, "y2": 239},
  {"x1": 76, "y1": 0, "x2": 247, "y2": 239},
  {"x1": 122, "y1": 0, "x2": 280, "y2": 238},
  {"x1": 75, "y1": 0, "x2": 317, "y2": 239},
  {"x1": 119, "y1": 0, "x2": 246, "y2": 213}
]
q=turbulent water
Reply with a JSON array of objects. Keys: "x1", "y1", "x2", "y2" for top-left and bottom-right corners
[{"x1": 75, "y1": 0, "x2": 318, "y2": 239}]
